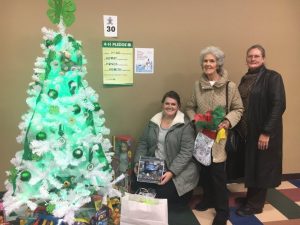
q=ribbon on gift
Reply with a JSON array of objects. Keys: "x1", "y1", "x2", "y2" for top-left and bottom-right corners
[
  {"x1": 202, "y1": 129, "x2": 217, "y2": 139},
  {"x1": 194, "y1": 106, "x2": 226, "y2": 133}
]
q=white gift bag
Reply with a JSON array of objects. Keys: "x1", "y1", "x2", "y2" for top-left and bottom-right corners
[
  {"x1": 120, "y1": 193, "x2": 168, "y2": 225},
  {"x1": 193, "y1": 132, "x2": 214, "y2": 166}
]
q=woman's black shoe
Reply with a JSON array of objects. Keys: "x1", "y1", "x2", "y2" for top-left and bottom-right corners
[
  {"x1": 234, "y1": 197, "x2": 247, "y2": 206},
  {"x1": 236, "y1": 205, "x2": 263, "y2": 216},
  {"x1": 212, "y1": 214, "x2": 228, "y2": 225}
]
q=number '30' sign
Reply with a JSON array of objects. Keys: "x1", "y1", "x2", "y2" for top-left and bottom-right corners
[{"x1": 103, "y1": 15, "x2": 118, "y2": 37}]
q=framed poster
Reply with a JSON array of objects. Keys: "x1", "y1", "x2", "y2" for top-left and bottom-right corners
[{"x1": 134, "y1": 48, "x2": 154, "y2": 74}]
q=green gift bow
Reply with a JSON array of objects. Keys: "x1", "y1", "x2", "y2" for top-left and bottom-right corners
[{"x1": 47, "y1": 0, "x2": 76, "y2": 27}]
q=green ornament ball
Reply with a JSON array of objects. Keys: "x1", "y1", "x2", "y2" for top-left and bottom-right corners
[
  {"x1": 36, "y1": 131, "x2": 47, "y2": 140},
  {"x1": 45, "y1": 40, "x2": 53, "y2": 47},
  {"x1": 48, "y1": 89, "x2": 58, "y2": 99},
  {"x1": 73, "y1": 148, "x2": 83, "y2": 159},
  {"x1": 20, "y1": 170, "x2": 31, "y2": 182},
  {"x1": 93, "y1": 102, "x2": 101, "y2": 111},
  {"x1": 73, "y1": 104, "x2": 81, "y2": 114}
]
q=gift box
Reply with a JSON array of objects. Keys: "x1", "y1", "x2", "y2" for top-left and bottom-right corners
[{"x1": 111, "y1": 135, "x2": 134, "y2": 193}]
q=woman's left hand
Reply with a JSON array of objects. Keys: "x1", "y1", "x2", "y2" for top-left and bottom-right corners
[
  {"x1": 258, "y1": 134, "x2": 270, "y2": 150},
  {"x1": 218, "y1": 119, "x2": 230, "y2": 130},
  {"x1": 159, "y1": 171, "x2": 173, "y2": 185}
]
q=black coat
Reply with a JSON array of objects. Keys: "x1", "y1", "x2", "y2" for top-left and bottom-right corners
[{"x1": 241, "y1": 66, "x2": 286, "y2": 188}]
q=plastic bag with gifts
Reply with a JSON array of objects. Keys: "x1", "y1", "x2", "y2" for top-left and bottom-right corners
[
  {"x1": 120, "y1": 193, "x2": 168, "y2": 225},
  {"x1": 193, "y1": 132, "x2": 214, "y2": 166}
]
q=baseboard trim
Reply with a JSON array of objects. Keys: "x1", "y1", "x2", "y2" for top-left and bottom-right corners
[{"x1": 282, "y1": 173, "x2": 300, "y2": 180}]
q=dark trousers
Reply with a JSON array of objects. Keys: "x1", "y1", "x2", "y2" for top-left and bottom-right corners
[
  {"x1": 246, "y1": 187, "x2": 267, "y2": 210},
  {"x1": 131, "y1": 173, "x2": 193, "y2": 205},
  {"x1": 200, "y1": 161, "x2": 229, "y2": 218}
]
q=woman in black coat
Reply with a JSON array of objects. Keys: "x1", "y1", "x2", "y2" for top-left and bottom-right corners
[{"x1": 235, "y1": 44, "x2": 286, "y2": 216}]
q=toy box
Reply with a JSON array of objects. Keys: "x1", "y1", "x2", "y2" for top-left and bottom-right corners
[{"x1": 111, "y1": 135, "x2": 134, "y2": 192}]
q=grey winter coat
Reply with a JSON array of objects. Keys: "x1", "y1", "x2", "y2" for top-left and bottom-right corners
[{"x1": 134, "y1": 111, "x2": 199, "y2": 196}]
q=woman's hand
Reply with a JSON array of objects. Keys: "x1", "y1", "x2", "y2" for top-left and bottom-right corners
[
  {"x1": 258, "y1": 134, "x2": 270, "y2": 150},
  {"x1": 218, "y1": 119, "x2": 230, "y2": 130},
  {"x1": 159, "y1": 171, "x2": 173, "y2": 185}
]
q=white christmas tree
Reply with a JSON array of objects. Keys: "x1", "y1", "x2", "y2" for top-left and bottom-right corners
[{"x1": 3, "y1": 0, "x2": 114, "y2": 223}]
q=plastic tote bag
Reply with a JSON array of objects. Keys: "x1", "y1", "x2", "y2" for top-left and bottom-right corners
[
  {"x1": 193, "y1": 132, "x2": 214, "y2": 166},
  {"x1": 120, "y1": 193, "x2": 168, "y2": 225}
]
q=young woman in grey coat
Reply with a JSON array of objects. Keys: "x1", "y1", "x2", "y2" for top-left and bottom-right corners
[{"x1": 133, "y1": 91, "x2": 199, "y2": 204}]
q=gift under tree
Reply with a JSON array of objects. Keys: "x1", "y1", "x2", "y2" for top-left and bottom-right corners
[{"x1": 3, "y1": 0, "x2": 114, "y2": 223}]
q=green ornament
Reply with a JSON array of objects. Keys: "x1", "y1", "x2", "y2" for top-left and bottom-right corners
[
  {"x1": 93, "y1": 102, "x2": 101, "y2": 111},
  {"x1": 47, "y1": 0, "x2": 76, "y2": 27},
  {"x1": 36, "y1": 131, "x2": 47, "y2": 140},
  {"x1": 73, "y1": 148, "x2": 83, "y2": 159},
  {"x1": 45, "y1": 39, "x2": 53, "y2": 47},
  {"x1": 73, "y1": 104, "x2": 81, "y2": 114},
  {"x1": 20, "y1": 170, "x2": 31, "y2": 182},
  {"x1": 68, "y1": 80, "x2": 76, "y2": 95},
  {"x1": 48, "y1": 89, "x2": 58, "y2": 99}
]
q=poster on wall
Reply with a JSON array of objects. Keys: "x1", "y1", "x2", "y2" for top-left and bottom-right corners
[
  {"x1": 102, "y1": 40, "x2": 133, "y2": 86},
  {"x1": 103, "y1": 15, "x2": 118, "y2": 37},
  {"x1": 134, "y1": 48, "x2": 154, "y2": 74}
]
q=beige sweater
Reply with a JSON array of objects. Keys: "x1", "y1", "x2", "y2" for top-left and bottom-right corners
[{"x1": 186, "y1": 71, "x2": 244, "y2": 163}]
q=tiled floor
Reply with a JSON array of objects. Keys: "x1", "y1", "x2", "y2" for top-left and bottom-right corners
[{"x1": 190, "y1": 180, "x2": 300, "y2": 225}]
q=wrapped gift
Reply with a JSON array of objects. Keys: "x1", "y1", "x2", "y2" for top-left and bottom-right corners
[{"x1": 90, "y1": 205, "x2": 109, "y2": 225}]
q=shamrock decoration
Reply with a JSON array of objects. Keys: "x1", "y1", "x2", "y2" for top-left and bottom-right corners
[{"x1": 47, "y1": 0, "x2": 76, "y2": 27}]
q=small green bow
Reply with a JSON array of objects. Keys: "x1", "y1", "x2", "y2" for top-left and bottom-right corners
[{"x1": 47, "y1": 0, "x2": 76, "y2": 27}]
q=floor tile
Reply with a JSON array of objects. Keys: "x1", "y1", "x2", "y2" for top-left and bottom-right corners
[
  {"x1": 289, "y1": 179, "x2": 300, "y2": 188},
  {"x1": 276, "y1": 181, "x2": 298, "y2": 190},
  {"x1": 263, "y1": 218, "x2": 300, "y2": 225},
  {"x1": 255, "y1": 203, "x2": 287, "y2": 222},
  {"x1": 279, "y1": 188, "x2": 300, "y2": 202},
  {"x1": 227, "y1": 183, "x2": 247, "y2": 193},
  {"x1": 192, "y1": 208, "x2": 217, "y2": 225}
]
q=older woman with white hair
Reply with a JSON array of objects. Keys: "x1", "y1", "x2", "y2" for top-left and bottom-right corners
[{"x1": 186, "y1": 46, "x2": 243, "y2": 225}]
